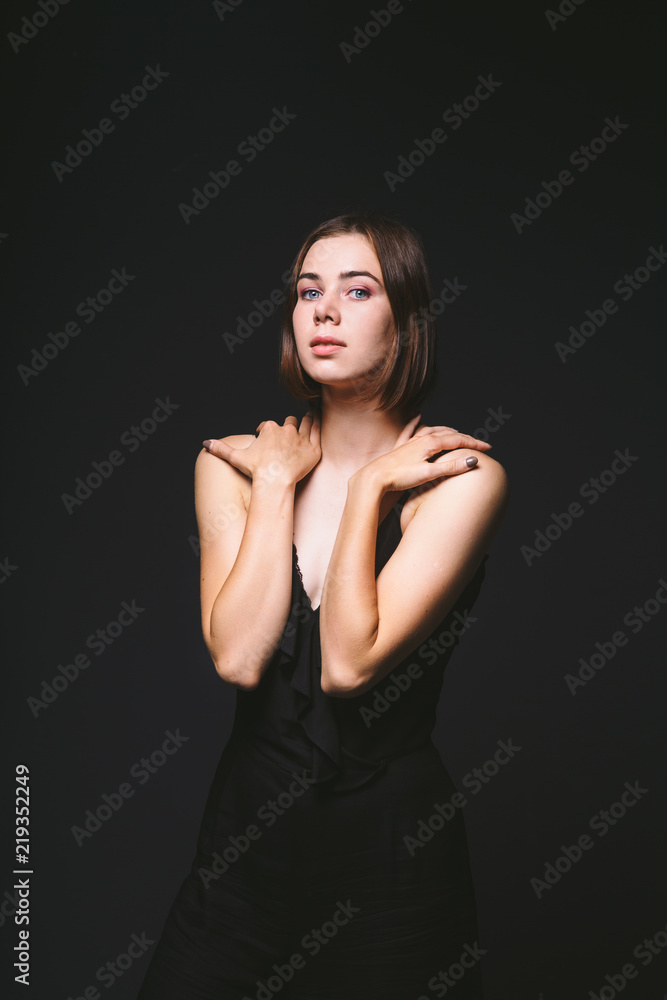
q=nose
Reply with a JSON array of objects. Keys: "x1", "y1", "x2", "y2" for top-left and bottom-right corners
[{"x1": 312, "y1": 290, "x2": 340, "y2": 325}]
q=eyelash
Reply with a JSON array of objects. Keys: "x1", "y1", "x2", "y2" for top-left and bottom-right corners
[{"x1": 298, "y1": 287, "x2": 371, "y2": 301}]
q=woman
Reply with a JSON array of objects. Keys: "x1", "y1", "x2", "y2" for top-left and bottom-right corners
[{"x1": 137, "y1": 213, "x2": 508, "y2": 999}]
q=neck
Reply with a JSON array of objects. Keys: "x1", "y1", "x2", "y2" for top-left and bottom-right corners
[{"x1": 314, "y1": 387, "x2": 413, "y2": 476}]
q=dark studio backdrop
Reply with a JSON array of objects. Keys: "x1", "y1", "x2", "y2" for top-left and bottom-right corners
[{"x1": 1, "y1": 0, "x2": 666, "y2": 997}]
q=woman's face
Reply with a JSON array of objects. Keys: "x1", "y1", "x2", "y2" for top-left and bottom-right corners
[{"x1": 292, "y1": 234, "x2": 396, "y2": 396}]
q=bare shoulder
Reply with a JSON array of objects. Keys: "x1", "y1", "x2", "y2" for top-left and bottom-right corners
[
  {"x1": 401, "y1": 450, "x2": 509, "y2": 530},
  {"x1": 197, "y1": 433, "x2": 255, "y2": 456},
  {"x1": 450, "y1": 450, "x2": 509, "y2": 496},
  {"x1": 195, "y1": 434, "x2": 255, "y2": 512}
]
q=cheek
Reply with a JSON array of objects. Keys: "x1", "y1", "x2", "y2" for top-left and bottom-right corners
[
  {"x1": 292, "y1": 303, "x2": 307, "y2": 336},
  {"x1": 293, "y1": 297, "x2": 314, "y2": 324},
  {"x1": 371, "y1": 309, "x2": 396, "y2": 345}
]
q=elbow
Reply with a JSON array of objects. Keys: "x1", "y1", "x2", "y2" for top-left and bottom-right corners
[
  {"x1": 205, "y1": 630, "x2": 263, "y2": 690},
  {"x1": 211, "y1": 652, "x2": 262, "y2": 691},
  {"x1": 320, "y1": 661, "x2": 369, "y2": 699},
  {"x1": 215, "y1": 661, "x2": 262, "y2": 690}
]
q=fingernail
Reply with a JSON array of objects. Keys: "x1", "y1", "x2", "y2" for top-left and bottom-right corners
[
  {"x1": 202, "y1": 440, "x2": 213, "y2": 451},
  {"x1": 466, "y1": 456, "x2": 478, "y2": 468}
]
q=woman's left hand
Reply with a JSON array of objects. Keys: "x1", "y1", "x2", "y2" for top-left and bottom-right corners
[{"x1": 357, "y1": 413, "x2": 493, "y2": 493}]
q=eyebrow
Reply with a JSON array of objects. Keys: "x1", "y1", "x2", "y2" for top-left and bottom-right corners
[{"x1": 296, "y1": 269, "x2": 383, "y2": 286}]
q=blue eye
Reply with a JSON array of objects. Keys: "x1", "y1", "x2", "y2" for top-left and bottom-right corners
[{"x1": 298, "y1": 287, "x2": 370, "y2": 300}]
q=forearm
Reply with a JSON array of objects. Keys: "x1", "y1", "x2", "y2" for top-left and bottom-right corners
[
  {"x1": 208, "y1": 478, "x2": 296, "y2": 688},
  {"x1": 319, "y1": 470, "x2": 385, "y2": 695},
  {"x1": 320, "y1": 452, "x2": 508, "y2": 698}
]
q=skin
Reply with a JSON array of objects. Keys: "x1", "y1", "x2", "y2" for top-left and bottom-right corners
[{"x1": 196, "y1": 234, "x2": 509, "y2": 695}]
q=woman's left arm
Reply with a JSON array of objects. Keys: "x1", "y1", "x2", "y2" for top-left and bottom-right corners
[{"x1": 319, "y1": 443, "x2": 509, "y2": 697}]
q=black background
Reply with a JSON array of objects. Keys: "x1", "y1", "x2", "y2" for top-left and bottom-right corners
[{"x1": 2, "y1": 0, "x2": 666, "y2": 997}]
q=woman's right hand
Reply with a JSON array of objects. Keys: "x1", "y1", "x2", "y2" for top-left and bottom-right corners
[
  {"x1": 354, "y1": 413, "x2": 493, "y2": 494},
  {"x1": 202, "y1": 412, "x2": 321, "y2": 488}
]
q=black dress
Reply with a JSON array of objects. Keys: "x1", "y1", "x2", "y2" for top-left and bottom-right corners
[{"x1": 137, "y1": 490, "x2": 488, "y2": 999}]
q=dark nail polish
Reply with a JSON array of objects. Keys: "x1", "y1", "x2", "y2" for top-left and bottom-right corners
[{"x1": 466, "y1": 456, "x2": 478, "y2": 468}]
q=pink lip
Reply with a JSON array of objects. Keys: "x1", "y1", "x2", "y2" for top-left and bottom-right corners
[
  {"x1": 311, "y1": 343, "x2": 345, "y2": 356},
  {"x1": 310, "y1": 335, "x2": 345, "y2": 346},
  {"x1": 310, "y1": 334, "x2": 345, "y2": 355}
]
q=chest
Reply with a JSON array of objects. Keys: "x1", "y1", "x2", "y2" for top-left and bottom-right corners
[
  {"x1": 292, "y1": 479, "x2": 347, "y2": 610},
  {"x1": 291, "y1": 475, "x2": 413, "y2": 610}
]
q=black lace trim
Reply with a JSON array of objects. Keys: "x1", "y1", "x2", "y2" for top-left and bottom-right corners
[{"x1": 292, "y1": 542, "x2": 315, "y2": 611}]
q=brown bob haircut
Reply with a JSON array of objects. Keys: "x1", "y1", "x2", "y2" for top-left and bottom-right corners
[{"x1": 279, "y1": 213, "x2": 437, "y2": 415}]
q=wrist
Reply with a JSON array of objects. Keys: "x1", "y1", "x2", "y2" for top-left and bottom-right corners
[
  {"x1": 249, "y1": 475, "x2": 296, "y2": 503},
  {"x1": 347, "y1": 465, "x2": 386, "y2": 502}
]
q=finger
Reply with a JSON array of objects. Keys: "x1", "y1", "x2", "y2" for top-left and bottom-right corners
[
  {"x1": 407, "y1": 421, "x2": 461, "y2": 441},
  {"x1": 202, "y1": 438, "x2": 233, "y2": 461},
  {"x1": 284, "y1": 415, "x2": 298, "y2": 427},
  {"x1": 460, "y1": 437, "x2": 492, "y2": 450},
  {"x1": 412, "y1": 423, "x2": 459, "y2": 438},
  {"x1": 416, "y1": 424, "x2": 461, "y2": 434},
  {"x1": 310, "y1": 413, "x2": 321, "y2": 447},
  {"x1": 428, "y1": 430, "x2": 492, "y2": 450},
  {"x1": 429, "y1": 454, "x2": 480, "y2": 476},
  {"x1": 395, "y1": 414, "x2": 421, "y2": 446}
]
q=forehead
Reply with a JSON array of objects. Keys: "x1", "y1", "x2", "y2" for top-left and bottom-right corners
[{"x1": 301, "y1": 233, "x2": 379, "y2": 272}]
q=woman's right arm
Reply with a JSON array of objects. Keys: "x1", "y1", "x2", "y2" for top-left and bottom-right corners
[{"x1": 195, "y1": 415, "x2": 320, "y2": 689}]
